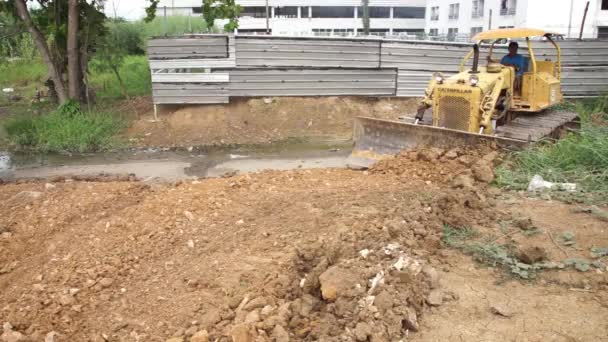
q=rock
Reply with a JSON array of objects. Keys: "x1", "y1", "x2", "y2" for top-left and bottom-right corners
[
  {"x1": 422, "y1": 265, "x2": 440, "y2": 289},
  {"x1": 373, "y1": 290, "x2": 393, "y2": 312},
  {"x1": 402, "y1": 307, "x2": 419, "y2": 332},
  {"x1": 244, "y1": 309, "x2": 261, "y2": 324},
  {"x1": 263, "y1": 98, "x2": 273, "y2": 104},
  {"x1": 260, "y1": 305, "x2": 274, "y2": 317},
  {"x1": 517, "y1": 246, "x2": 547, "y2": 264},
  {"x1": 190, "y1": 330, "x2": 209, "y2": 342},
  {"x1": 354, "y1": 322, "x2": 372, "y2": 342},
  {"x1": 1, "y1": 330, "x2": 24, "y2": 342},
  {"x1": 271, "y1": 325, "x2": 289, "y2": 342},
  {"x1": 490, "y1": 304, "x2": 514, "y2": 317},
  {"x1": 199, "y1": 309, "x2": 221, "y2": 329},
  {"x1": 318, "y1": 266, "x2": 359, "y2": 302},
  {"x1": 184, "y1": 326, "x2": 198, "y2": 337},
  {"x1": 45, "y1": 183, "x2": 56, "y2": 190},
  {"x1": 243, "y1": 297, "x2": 268, "y2": 311},
  {"x1": 452, "y1": 174, "x2": 475, "y2": 189},
  {"x1": 230, "y1": 324, "x2": 255, "y2": 342},
  {"x1": 45, "y1": 332, "x2": 58, "y2": 342},
  {"x1": 9, "y1": 191, "x2": 43, "y2": 205},
  {"x1": 444, "y1": 149, "x2": 459, "y2": 160},
  {"x1": 426, "y1": 290, "x2": 443, "y2": 306},
  {"x1": 166, "y1": 338, "x2": 184, "y2": 342},
  {"x1": 456, "y1": 155, "x2": 476, "y2": 167},
  {"x1": 513, "y1": 217, "x2": 535, "y2": 231},
  {"x1": 417, "y1": 148, "x2": 444, "y2": 162},
  {"x1": 58, "y1": 294, "x2": 75, "y2": 306},
  {"x1": 99, "y1": 277, "x2": 114, "y2": 288},
  {"x1": 472, "y1": 161, "x2": 494, "y2": 183}
]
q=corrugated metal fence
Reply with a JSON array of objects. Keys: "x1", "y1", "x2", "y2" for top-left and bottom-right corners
[{"x1": 148, "y1": 34, "x2": 608, "y2": 104}]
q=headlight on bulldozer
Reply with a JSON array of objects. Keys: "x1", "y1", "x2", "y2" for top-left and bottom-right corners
[
  {"x1": 434, "y1": 73, "x2": 444, "y2": 84},
  {"x1": 469, "y1": 75, "x2": 479, "y2": 86}
]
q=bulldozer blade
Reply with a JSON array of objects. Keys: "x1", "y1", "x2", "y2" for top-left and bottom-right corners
[{"x1": 347, "y1": 117, "x2": 526, "y2": 169}]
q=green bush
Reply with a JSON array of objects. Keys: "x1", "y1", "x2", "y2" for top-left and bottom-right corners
[{"x1": 3, "y1": 101, "x2": 125, "y2": 152}]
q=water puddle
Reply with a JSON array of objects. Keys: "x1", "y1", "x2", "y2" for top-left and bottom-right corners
[{"x1": 0, "y1": 141, "x2": 352, "y2": 182}]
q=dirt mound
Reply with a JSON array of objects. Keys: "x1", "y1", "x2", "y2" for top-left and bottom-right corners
[
  {"x1": 2, "y1": 148, "x2": 605, "y2": 341},
  {"x1": 126, "y1": 97, "x2": 419, "y2": 148}
]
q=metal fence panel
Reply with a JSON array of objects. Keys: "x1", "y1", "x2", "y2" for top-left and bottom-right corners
[
  {"x1": 235, "y1": 37, "x2": 381, "y2": 68},
  {"x1": 228, "y1": 68, "x2": 396, "y2": 97},
  {"x1": 148, "y1": 36, "x2": 228, "y2": 59},
  {"x1": 147, "y1": 35, "x2": 608, "y2": 104}
]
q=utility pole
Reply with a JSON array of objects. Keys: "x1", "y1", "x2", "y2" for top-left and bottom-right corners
[
  {"x1": 488, "y1": 9, "x2": 492, "y2": 30},
  {"x1": 579, "y1": 1, "x2": 590, "y2": 40},
  {"x1": 568, "y1": 0, "x2": 574, "y2": 38},
  {"x1": 265, "y1": 0, "x2": 270, "y2": 35}
]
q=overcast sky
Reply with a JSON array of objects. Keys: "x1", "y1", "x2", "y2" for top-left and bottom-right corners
[{"x1": 104, "y1": 0, "x2": 148, "y2": 20}]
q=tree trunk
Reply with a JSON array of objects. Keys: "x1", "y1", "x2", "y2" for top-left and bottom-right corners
[
  {"x1": 67, "y1": 0, "x2": 81, "y2": 101},
  {"x1": 13, "y1": 0, "x2": 68, "y2": 104}
]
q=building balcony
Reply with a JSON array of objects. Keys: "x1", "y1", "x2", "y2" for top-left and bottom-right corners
[
  {"x1": 430, "y1": 15, "x2": 439, "y2": 21},
  {"x1": 500, "y1": 8, "x2": 516, "y2": 16},
  {"x1": 471, "y1": 11, "x2": 483, "y2": 18},
  {"x1": 448, "y1": 15, "x2": 459, "y2": 20}
]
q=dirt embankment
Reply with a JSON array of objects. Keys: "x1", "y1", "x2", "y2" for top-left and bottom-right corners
[
  {"x1": 126, "y1": 97, "x2": 419, "y2": 148},
  {"x1": 1, "y1": 147, "x2": 607, "y2": 342}
]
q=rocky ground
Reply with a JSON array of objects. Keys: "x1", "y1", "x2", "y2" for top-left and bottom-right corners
[{"x1": 1, "y1": 147, "x2": 607, "y2": 342}]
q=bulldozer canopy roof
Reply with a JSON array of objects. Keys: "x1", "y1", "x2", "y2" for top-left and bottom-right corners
[{"x1": 472, "y1": 28, "x2": 558, "y2": 41}]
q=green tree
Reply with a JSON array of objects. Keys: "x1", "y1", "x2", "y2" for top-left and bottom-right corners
[
  {"x1": 0, "y1": 0, "x2": 107, "y2": 103},
  {"x1": 202, "y1": 0, "x2": 241, "y2": 32},
  {"x1": 145, "y1": 0, "x2": 241, "y2": 32}
]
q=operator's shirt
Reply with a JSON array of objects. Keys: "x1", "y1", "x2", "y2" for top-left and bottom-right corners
[{"x1": 500, "y1": 54, "x2": 525, "y2": 76}]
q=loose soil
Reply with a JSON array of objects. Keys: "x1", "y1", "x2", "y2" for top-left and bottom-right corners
[
  {"x1": 1, "y1": 147, "x2": 607, "y2": 342},
  {"x1": 126, "y1": 97, "x2": 418, "y2": 148}
]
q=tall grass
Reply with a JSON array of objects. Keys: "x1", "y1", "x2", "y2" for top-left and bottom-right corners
[
  {"x1": 496, "y1": 97, "x2": 608, "y2": 200},
  {"x1": 3, "y1": 101, "x2": 125, "y2": 152},
  {"x1": 90, "y1": 55, "x2": 152, "y2": 99},
  {"x1": 0, "y1": 59, "x2": 47, "y2": 87},
  {"x1": 143, "y1": 15, "x2": 210, "y2": 37}
]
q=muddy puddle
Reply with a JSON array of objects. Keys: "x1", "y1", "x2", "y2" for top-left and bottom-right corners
[{"x1": 0, "y1": 141, "x2": 352, "y2": 182}]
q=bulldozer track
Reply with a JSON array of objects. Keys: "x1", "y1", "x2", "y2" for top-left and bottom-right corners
[{"x1": 495, "y1": 110, "x2": 579, "y2": 142}]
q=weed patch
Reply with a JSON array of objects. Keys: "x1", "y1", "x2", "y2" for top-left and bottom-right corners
[
  {"x1": 496, "y1": 97, "x2": 608, "y2": 204},
  {"x1": 3, "y1": 100, "x2": 125, "y2": 152}
]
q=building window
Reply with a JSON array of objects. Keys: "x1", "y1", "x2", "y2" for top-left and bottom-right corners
[
  {"x1": 598, "y1": 27, "x2": 608, "y2": 38},
  {"x1": 470, "y1": 26, "x2": 483, "y2": 36},
  {"x1": 240, "y1": 7, "x2": 267, "y2": 18},
  {"x1": 602, "y1": 0, "x2": 608, "y2": 10},
  {"x1": 300, "y1": 7, "x2": 310, "y2": 17},
  {"x1": 472, "y1": 0, "x2": 484, "y2": 18},
  {"x1": 192, "y1": 7, "x2": 202, "y2": 14},
  {"x1": 429, "y1": 28, "x2": 439, "y2": 36},
  {"x1": 448, "y1": 27, "x2": 459, "y2": 39},
  {"x1": 449, "y1": 3, "x2": 460, "y2": 20},
  {"x1": 394, "y1": 7, "x2": 426, "y2": 19},
  {"x1": 311, "y1": 6, "x2": 354, "y2": 18},
  {"x1": 274, "y1": 6, "x2": 298, "y2": 18},
  {"x1": 500, "y1": 0, "x2": 516, "y2": 15},
  {"x1": 430, "y1": 6, "x2": 439, "y2": 20},
  {"x1": 357, "y1": 6, "x2": 390, "y2": 18}
]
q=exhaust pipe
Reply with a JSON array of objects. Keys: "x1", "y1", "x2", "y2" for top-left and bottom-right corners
[{"x1": 471, "y1": 44, "x2": 480, "y2": 74}]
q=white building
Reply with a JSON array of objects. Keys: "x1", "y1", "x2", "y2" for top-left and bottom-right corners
[
  {"x1": 425, "y1": 0, "x2": 608, "y2": 40},
  {"x1": 156, "y1": 0, "x2": 427, "y2": 36}
]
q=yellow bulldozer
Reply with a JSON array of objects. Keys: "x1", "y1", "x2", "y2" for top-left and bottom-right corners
[{"x1": 350, "y1": 28, "x2": 578, "y2": 166}]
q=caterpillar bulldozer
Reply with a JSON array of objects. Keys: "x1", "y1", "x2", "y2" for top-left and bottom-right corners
[{"x1": 350, "y1": 28, "x2": 578, "y2": 166}]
